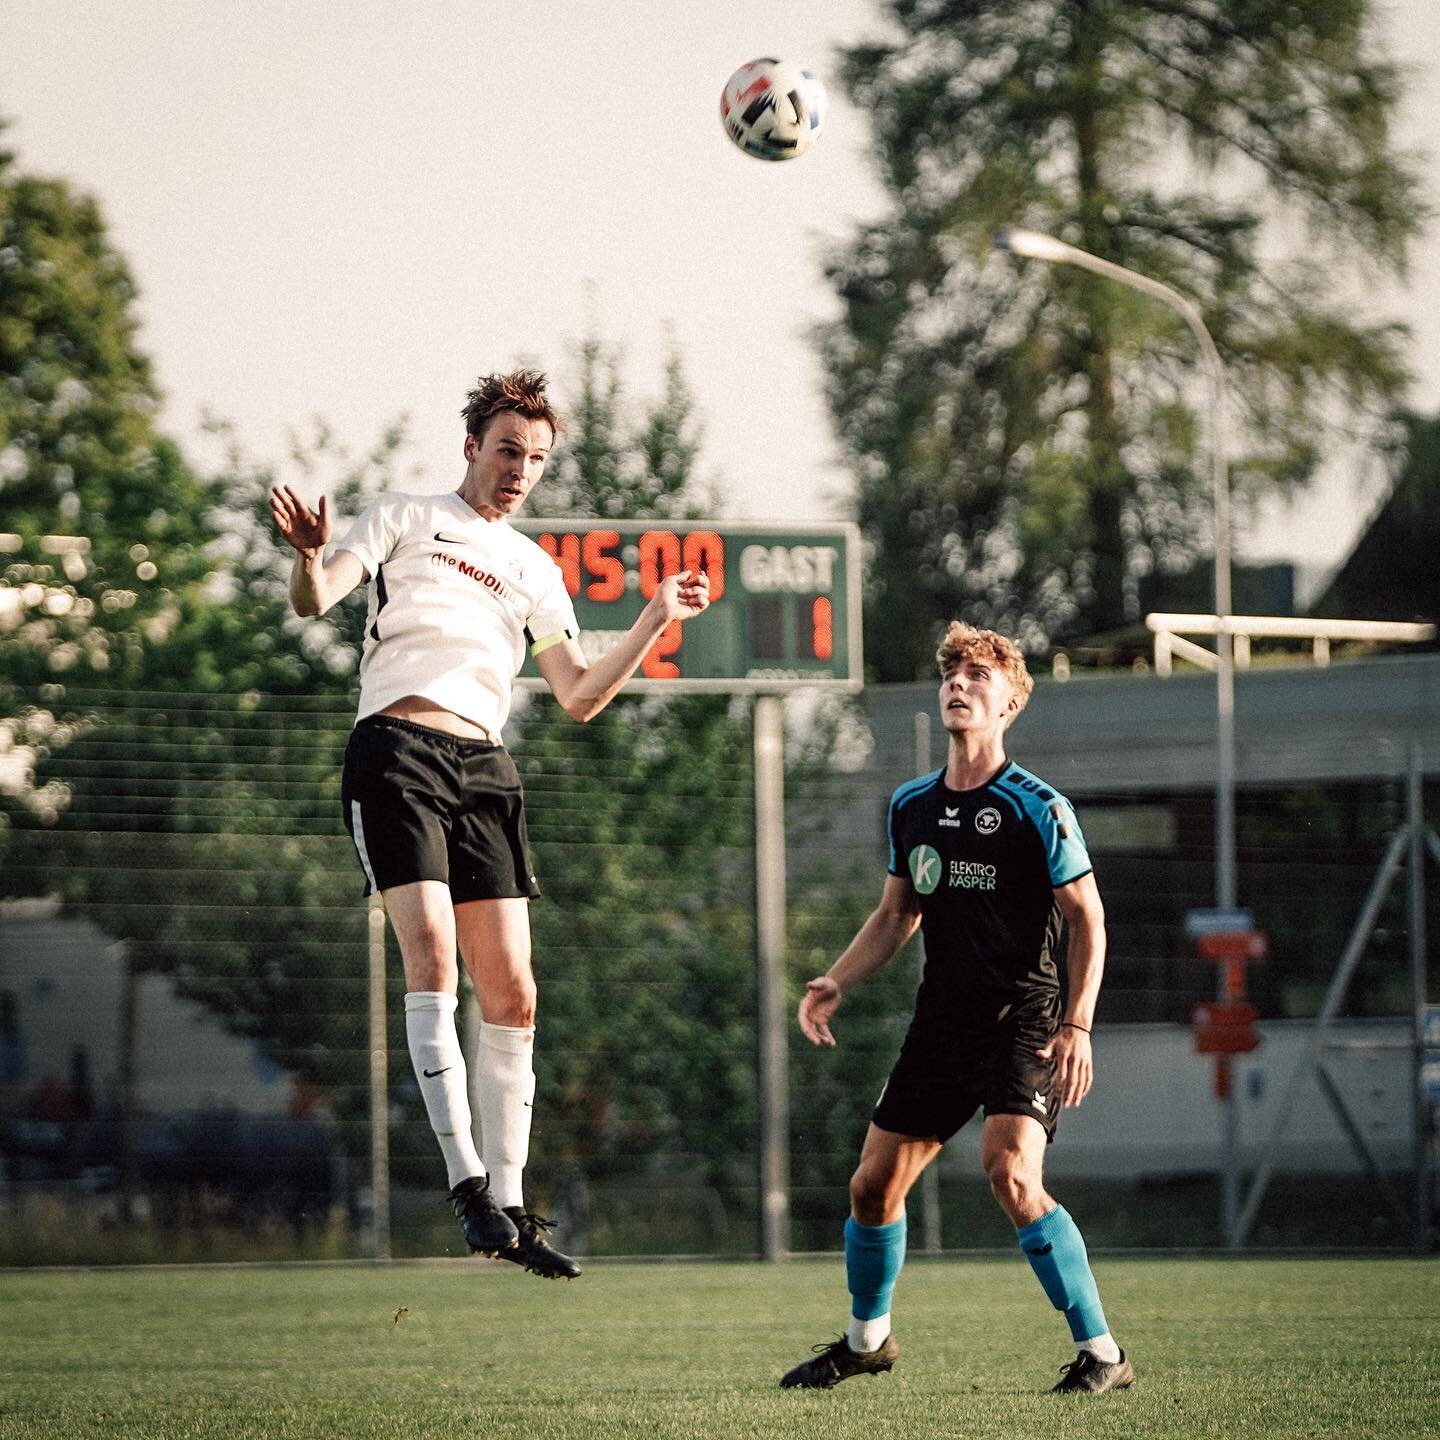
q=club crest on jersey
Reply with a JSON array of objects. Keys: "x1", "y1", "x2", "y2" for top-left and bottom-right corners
[{"x1": 975, "y1": 806, "x2": 1002, "y2": 835}]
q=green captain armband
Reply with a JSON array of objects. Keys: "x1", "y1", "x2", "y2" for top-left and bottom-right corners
[{"x1": 529, "y1": 631, "x2": 571, "y2": 658}]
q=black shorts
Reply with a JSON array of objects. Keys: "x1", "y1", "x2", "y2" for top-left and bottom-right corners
[
  {"x1": 340, "y1": 714, "x2": 540, "y2": 903},
  {"x1": 872, "y1": 1004, "x2": 1060, "y2": 1144}
]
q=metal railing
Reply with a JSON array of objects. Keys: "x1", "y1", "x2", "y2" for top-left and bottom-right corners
[{"x1": 1147, "y1": 613, "x2": 1436, "y2": 675}]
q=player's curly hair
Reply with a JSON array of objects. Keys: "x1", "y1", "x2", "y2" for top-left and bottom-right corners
[
  {"x1": 461, "y1": 368, "x2": 564, "y2": 443},
  {"x1": 935, "y1": 621, "x2": 1035, "y2": 713}
]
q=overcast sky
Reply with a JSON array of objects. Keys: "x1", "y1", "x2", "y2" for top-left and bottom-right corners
[{"x1": 3, "y1": 1, "x2": 1437, "y2": 589}]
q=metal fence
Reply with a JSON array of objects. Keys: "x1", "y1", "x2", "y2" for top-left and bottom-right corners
[{"x1": 1, "y1": 666, "x2": 1436, "y2": 1263}]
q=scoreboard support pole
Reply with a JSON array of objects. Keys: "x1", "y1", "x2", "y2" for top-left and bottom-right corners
[{"x1": 754, "y1": 694, "x2": 792, "y2": 1262}]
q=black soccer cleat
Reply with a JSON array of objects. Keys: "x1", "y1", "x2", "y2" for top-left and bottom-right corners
[
  {"x1": 450, "y1": 1176, "x2": 519, "y2": 1257},
  {"x1": 779, "y1": 1333, "x2": 899, "y2": 1390},
  {"x1": 495, "y1": 1207, "x2": 582, "y2": 1280},
  {"x1": 1051, "y1": 1348, "x2": 1135, "y2": 1394}
]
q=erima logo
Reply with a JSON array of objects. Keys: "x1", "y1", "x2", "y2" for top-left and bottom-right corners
[
  {"x1": 1031, "y1": 1090, "x2": 1048, "y2": 1115},
  {"x1": 976, "y1": 807, "x2": 1002, "y2": 835},
  {"x1": 908, "y1": 844, "x2": 941, "y2": 895},
  {"x1": 939, "y1": 804, "x2": 964, "y2": 829}
]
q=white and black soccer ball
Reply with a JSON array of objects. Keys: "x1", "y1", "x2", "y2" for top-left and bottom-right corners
[{"x1": 719, "y1": 58, "x2": 826, "y2": 162}]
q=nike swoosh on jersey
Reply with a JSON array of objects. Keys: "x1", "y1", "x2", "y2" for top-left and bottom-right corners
[{"x1": 433, "y1": 532, "x2": 469, "y2": 545}]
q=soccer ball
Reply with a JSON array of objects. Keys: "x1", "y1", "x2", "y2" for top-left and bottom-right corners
[{"x1": 719, "y1": 58, "x2": 826, "y2": 162}]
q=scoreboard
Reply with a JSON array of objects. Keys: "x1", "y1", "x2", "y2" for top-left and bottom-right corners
[{"x1": 513, "y1": 519, "x2": 862, "y2": 693}]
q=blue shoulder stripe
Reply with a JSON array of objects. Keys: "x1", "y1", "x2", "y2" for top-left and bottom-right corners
[
  {"x1": 891, "y1": 768, "x2": 942, "y2": 811},
  {"x1": 886, "y1": 768, "x2": 942, "y2": 874},
  {"x1": 993, "y1": 763, "x2": 1092, "y2": 888}
]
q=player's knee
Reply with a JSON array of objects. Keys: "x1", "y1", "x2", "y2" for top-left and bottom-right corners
[
  {"x1": 398, "y1": 927, "x2": 458, "y2": 991},
  {"x1": 485, "y1": 978, "x2": 536, "y2": 1028},
  {"x1": 985, "y1": 1151, "x2": 1035, "y2": 1212},
  {"x1": 849, "y1": 1163, "x2": 897, "y2": 1225}
]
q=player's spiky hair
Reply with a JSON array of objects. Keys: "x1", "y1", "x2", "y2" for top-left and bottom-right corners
[
  {"x1": 935, "y1": 621, "x2": 1035, "y2": 714},
  {"x1": 461, "y1": 368, "x2": 563, "y2": 442}
]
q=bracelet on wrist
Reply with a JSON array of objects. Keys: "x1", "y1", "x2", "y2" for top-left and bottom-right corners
[{"x1": 1061, "y1": 1021, "x2": 1091, "y2": 1034}]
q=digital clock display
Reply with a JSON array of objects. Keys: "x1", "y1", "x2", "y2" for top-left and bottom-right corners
[{"x1": 513, "y1": 520, "x2": 862, "y2": 692}]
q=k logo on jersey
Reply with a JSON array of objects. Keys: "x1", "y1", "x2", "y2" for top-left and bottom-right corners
[
  {"x1": 975, "y1": 806, "x2": 1002, "y2": 835},
  {"x1": 908, "y1": 844, "x2": 942, "y2": 895}
]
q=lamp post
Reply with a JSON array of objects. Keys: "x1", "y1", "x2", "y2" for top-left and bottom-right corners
[
  {"x1": 995, "y1": 226, "x2": 1242, "y2": 1238},
  {"x1": 994, "y1": 226, "x2": 1236, "y2": 904}
]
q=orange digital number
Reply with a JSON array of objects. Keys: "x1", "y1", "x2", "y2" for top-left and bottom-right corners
[
  {"x1": 681, "y1": 530, "x2": 725, "y2": 602},
  {"x1": 538, "y1": 532, "x2": 582, "y2": 598},
  {"x1": 582, "y1": 529, "x2": 624, "y2": 601},
  {"x1": 638, "y1": 530, "x2": 682, "y2": 599},
  {"x1": 811, "y1": 596, "x2": 834, "y2": 661},
  {"x1": 642, "y1": 619, "x2": 682, "y2": 680}
]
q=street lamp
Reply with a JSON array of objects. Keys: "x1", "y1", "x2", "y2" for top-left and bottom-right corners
[
  {"x1": 994, "y1": 226, "x2": 1237, "y2": 913},
  {"x1": 996, "y1": 225, "x2": 1244, "y2": 1244}
]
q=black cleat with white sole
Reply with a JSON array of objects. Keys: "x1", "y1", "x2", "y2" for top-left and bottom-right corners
[
  {"x1": 496, "y1": 1207, "x2": 582, "y2": 1280},
  {"x1": 779, "y1": 1333, "x2": 899, "y2": 1389},
  {"x1": 450, "y1": 1176, "x2": 519, "y2": 1257}
]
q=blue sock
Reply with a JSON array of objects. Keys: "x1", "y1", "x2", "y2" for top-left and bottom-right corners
[
  {"x1": 1016, "y1": 1204, "x2": 1108, "y2": 1343},
  {"x1": 844, "y1": 1214, "x2": 907, "y2": 1321}
]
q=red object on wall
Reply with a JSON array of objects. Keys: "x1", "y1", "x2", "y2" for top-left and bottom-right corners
[{"x1": 1192, "y1": 1001, "x2": 1261, "y2": 1055}]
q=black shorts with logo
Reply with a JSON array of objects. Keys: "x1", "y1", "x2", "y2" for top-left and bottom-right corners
[
  {"x1": 340, "y1": 714, "x2": 541, "y2": 903},
  {"x1": 872, "y1": 999, "x2": 1060, "y2": 1144}
]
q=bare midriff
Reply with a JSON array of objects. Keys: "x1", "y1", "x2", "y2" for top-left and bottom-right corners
[{"x1": 378, "y1": 695, "x2": 499, "y2": 743}]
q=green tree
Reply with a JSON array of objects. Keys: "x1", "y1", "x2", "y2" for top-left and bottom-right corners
[
  {"x1": 542, "y1": 329, "x2": 719, "y2": 521},
  {"x1": 0, "y1": 132, "x2": 380, "y2": 709},
  {"x1": 822, "y1": 0, "x2": 1424, "y2": 677},
  {"x1": 0, "y1": 136, "x2": 214, "y2": 695},
  {"x1": 0, "y1": 140, "x2": 415, "y2": 1221}
]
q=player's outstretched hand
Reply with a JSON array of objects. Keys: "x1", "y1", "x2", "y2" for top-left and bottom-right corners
[
  {"x1": 1038, "y1": 1025, "x2": 1093, "y2": 1107},
  {"x1": 654, "y1": 567, "x2": 710, "y2": 622},
  {"x1": 270, "y1": 485, "x2": 331, "y2": 557},
  {"x1": 798, "y1": 975, "x2": 842, "y2": 1047}
]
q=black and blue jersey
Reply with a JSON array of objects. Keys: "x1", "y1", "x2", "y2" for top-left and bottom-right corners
[{"x1": 886, "y1": 759, "x2": 1092, "y2": 1030}]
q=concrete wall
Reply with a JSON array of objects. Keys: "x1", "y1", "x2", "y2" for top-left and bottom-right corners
[{"x1": 0, "y1": 907, "x2": 295, "y2": 1117}]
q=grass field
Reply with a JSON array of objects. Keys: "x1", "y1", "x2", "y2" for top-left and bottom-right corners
[{"x1": 1, "y1": 1254, "x2": 1436, "y2": 1439}]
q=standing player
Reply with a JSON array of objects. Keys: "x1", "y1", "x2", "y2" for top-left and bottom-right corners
[
  {"x1": 270, "y1": 369, "x2": 710, "y2": 1280},
  {"x1": 779, "y1": 621, "x2": 1133, "y2": 1394}
]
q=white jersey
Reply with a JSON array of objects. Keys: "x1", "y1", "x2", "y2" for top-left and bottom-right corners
[{"x1": 334, "y1": 491, "x2": 578, "y2": 740}]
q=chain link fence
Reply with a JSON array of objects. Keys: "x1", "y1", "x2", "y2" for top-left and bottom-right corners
[{"x1": 1, "y1": 669, "x2": 1436, "y2": 1262}]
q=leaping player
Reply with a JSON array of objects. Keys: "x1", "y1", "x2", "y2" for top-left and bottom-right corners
[{"x1": 271, "y1": 369, "x2": 709, "y2": 1279}]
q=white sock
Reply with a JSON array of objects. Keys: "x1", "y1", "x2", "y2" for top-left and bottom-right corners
[
  {"x1": 473, "y1": 1020, "x2": 536, "y2": 1210},
  {"x1": 1079, "y1": 1332, "x2": 1122, "y2": 1364},
  {"x1": 404, "y1": 991, "x2": 484, "y2": 1191},
  {"x1": 848, "y1": 1314, "x2": 891, "y2": 1353}
]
